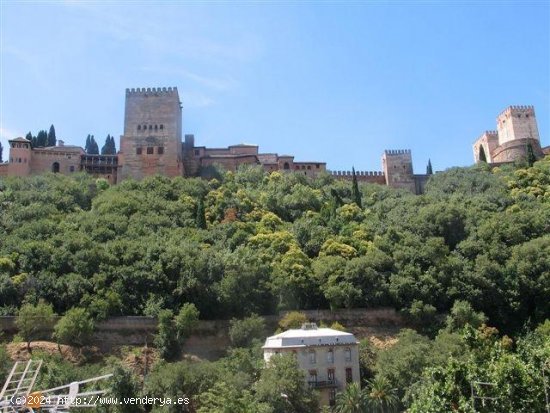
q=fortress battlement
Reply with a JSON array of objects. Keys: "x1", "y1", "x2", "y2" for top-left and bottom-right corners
[
  {"x1": 330, "y1": 170, "x2": 384, "y2": 176},
  {"x1": 384, "y1": 149, "x2": 411, "y2": 156},
  {"x1": 498, "y1": 105, "x2": 535, "y2": 118},
  {"x1": 126, "y1": 87, "x2": 178, "y2": 95}
]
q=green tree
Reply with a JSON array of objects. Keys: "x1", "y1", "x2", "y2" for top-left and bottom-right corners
[
  {"x1": 155, "y1": 303, "x2": 199, "y2": 360},
  {"x1": 174, "y1": 302, "x2": 199, "y2": 341},
  {"x1": 334, "y1": 382, "x2": 368, "y2": 413},
  {"x1": 25, "y1": 131, "x2": 33, "y2": 145},
  {"x1": 445, "y1": 300, "x2": 487, "y2": 332},
  {"x1": 526, "y1": 142, "x2": 537, "y2": 167},
  {"x1": 36, "y1": 130, "x2": 48, "y2": 147},
  {"x1": 351, "y1": 167, "x2": 362, "y2": 208},
  {"x1": 101, "y1": 134, "x2": 116, "y2": 155},
  {"x1": 154, "y1": 309, "x2": 178, "y2": 360},
  {"x1": 374, "y1": 329, "x2": 432, "y2": 403},
  {"x1": 0, "y1": 141, "x2": 3, "y2": 163},
  {"x1": 53, "y1": 307, "x2": 94, "y2": 351},
  {"x1": 16, "y1": 301, "x2": 56, "y2": 351},
  {"x1": 47, "y1": 124, "x2": 56, "y2": 147},
  {"x1": 108, "y1": 365, "x2": 144, "y2": 413},
  {"x1": 196, "y1": 198, "x2": 207, "y2": 229},
  {"x1": 426, "y1": 159, "x2": 433, "y2": 175},
  {"x1": 85, "y1": 134, "x2": 99, "y2": 154},
  {"x1": 278, "y1": 311, "x2": 308, "y2": 330},
  {"x1": 229, "y1": 314, "x2": 266, "y2": 348},
  {"x1": 255, "y1": 353, "x2": 318, "y2": 413},
  {"x1": 198, "y1": 381, "x2": 273, "y2": 413},
  {"x1": 366, "y1": 377, "x2": 398, "y2": 413}
]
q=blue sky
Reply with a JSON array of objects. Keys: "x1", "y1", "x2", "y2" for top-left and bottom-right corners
[{"x1": 1, "y1": 1, "x2": 548, "y2": 173}]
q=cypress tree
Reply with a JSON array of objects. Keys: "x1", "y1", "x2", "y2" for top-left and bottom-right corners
[
  {"x1": 351, "y1": 167, "x2": 362, "y2": 208},
  {"x1": 89, "y1": 135, "x2": 99, "y2": 154},
  {"x1": 196, "y1": 198, "x2": 207, "y2": 229},
  {"x1": 426, "y1": 159, "x2": 433, "y2": 175},
  {"x1": 0, "y1": 141, "x2": 3, "y2": 163},
  {"x1": 85, "y1": 135, "x2": 91, "y2": 153},
  {"x1": 110, "y1": 136, "x2": 117, "y2": 154},
  {"x1": 36, "y1": 130, "x2": 47, "y2": 147},
  {"x1": 526, "y1": 142, "x2": 537, "y2": 167},
  {"x1": 101, "y1": 135, "x2": 110, "y2": 155},
  {"x1": 47, "y1": 125, "x2": 56, "y2": 147}
]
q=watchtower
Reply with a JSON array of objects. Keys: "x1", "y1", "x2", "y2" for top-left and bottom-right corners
[
  {"x1": 497, "y1": 105, "x2": 539, "y2": 145},
  {"x1": 382, "y1": 149, "x2": 415, "y2": 192},
  {"x1": 118, "y1": 87, "x2": 184, "y2": 181},
  {"x1": 7, "y1": 137, "x2": 32, "y2": 177}
]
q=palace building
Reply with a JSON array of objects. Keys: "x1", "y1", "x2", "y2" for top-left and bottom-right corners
[{"x1": 2, "y1": 87, "x2": 545, "y2": 193}]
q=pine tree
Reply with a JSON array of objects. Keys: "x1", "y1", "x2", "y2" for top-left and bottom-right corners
[
  {"x1": 426, "y1": 159, "x2": 433, "y2": 175},
  {"x1": 196, "y1": 198, "x2": 207, "y2": 229},
  {"x1": 351, "y1": 167, "x2": 362, "y2": 208},
  {"x1": 47, "y1": 125, "x2": 56, "y2": 147},
  {"x1": 0, "y1": 141, "x2": 3, "y2": 163}
]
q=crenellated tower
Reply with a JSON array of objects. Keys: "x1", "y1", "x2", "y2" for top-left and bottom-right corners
[
  {"x1": 382, "y1": 149, "x2": 415, "y2": 192},
  {"x1": 118, "y1": 87, "x2": 184, "y2": 181},
  {"x1": 473, "y1": 105, "x2": 545, "y2": 164}
]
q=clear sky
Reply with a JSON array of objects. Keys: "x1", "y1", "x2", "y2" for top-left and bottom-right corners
[{"x1": 1, "y1": 1, "x2": 548, "y2": 173}]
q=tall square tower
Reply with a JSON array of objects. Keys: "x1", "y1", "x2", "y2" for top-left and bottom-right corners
[
  {"x1": 117, "y1": 87, "x2": 184, "y2": 181},
  {"x1": 497, "y1": 105, "x2": 540, "y2": 145}
]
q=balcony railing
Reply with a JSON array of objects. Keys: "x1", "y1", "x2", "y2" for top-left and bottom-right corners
[{"x1": 308, "y1": 380, "x2": 337, "y2": 389}]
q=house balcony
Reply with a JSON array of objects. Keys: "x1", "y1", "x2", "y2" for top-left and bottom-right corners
[{"x1": 308, "y1": 380, "x2": 338, "y2": 389}]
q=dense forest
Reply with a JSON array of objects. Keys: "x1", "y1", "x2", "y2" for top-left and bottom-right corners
[
  {"x1": 0, "y1": 157, "x2": 549, "y2": 412},
  {"x1": 1, "y1": 157, "x2": 548, "y2": 332}
]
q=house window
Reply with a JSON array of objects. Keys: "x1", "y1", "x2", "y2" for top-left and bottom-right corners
[
  {"x1": 328, "y1": 368, "x2": 335, "y2": 383},
  {"x1": 345, "y1": 348, "x2": 351, "y2": 362},
  {"x1": 327, "y1": 349, "x2": 334, "y2": 363},
  {"x1": 160, "y1": 124, "x2": 164, "y2": 130},
  {"x1": 346, "y1": 368, "x2": 353, "y2": 384},
  {"x1": 308, "y1": 370, "x2": 317, "y2": 384},
  {"x1": 149, "y1": 125, "x2": 152, "y2": 130},
  {"x1": 284, "y1": 162, "x2": 290, "y2": 170},
  {"x1": 137, "y1": 125, "x2": 141, "y2": 130},
  {"x1": 69, "y1": 165, "x2": 75, "y2": 172},
  {"x1": 194, "y1": 149, "x2": 200, "y2": 156},
  {"x1": 307, "y1": 165, "x2": 311, "y2": 170},
  {"x1": 147, "y1": 147, "x2": 154, "y2": 154},
  {"x1": 157, "y1": 146, "x2": 164, "y2": 155},
  {"x1": 136, "y1": 147, "x2": 142, "y2": 155},
  {"x1": 329, "y1": 389, "x2": 337, "y2": 407},
  {"x1": 309, "y1": 350, "x2": 316, "y2": 364},
  {"x1": 155, "y1": 125, "x2": 158, "y2": 130},
  {"x1": 316, "y1": 164, "x2": 320, "y2": 168}
]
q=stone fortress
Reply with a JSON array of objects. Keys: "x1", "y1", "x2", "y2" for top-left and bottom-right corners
[
  {"x1": 1, "y1": 87, "x2": 548, "y2": 194},
  {"x1": 472, "y1": 105, "x2": 547, "y2": 164}
]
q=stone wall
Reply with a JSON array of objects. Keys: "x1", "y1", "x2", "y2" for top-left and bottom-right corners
[{"x1": 0, "y1": 308, "x2": 404, "y2": 360}]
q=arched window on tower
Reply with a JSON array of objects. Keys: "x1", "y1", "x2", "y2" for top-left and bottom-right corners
[
  {"x1": 52, "y1": 162, "x2": 60, "y2": 173},
  {"x1": 479, "y1": 146, "x2": 487, "y2": 163},
  {"x1": 284, "y1": 162, "x2": 290, "y2": 170}
]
